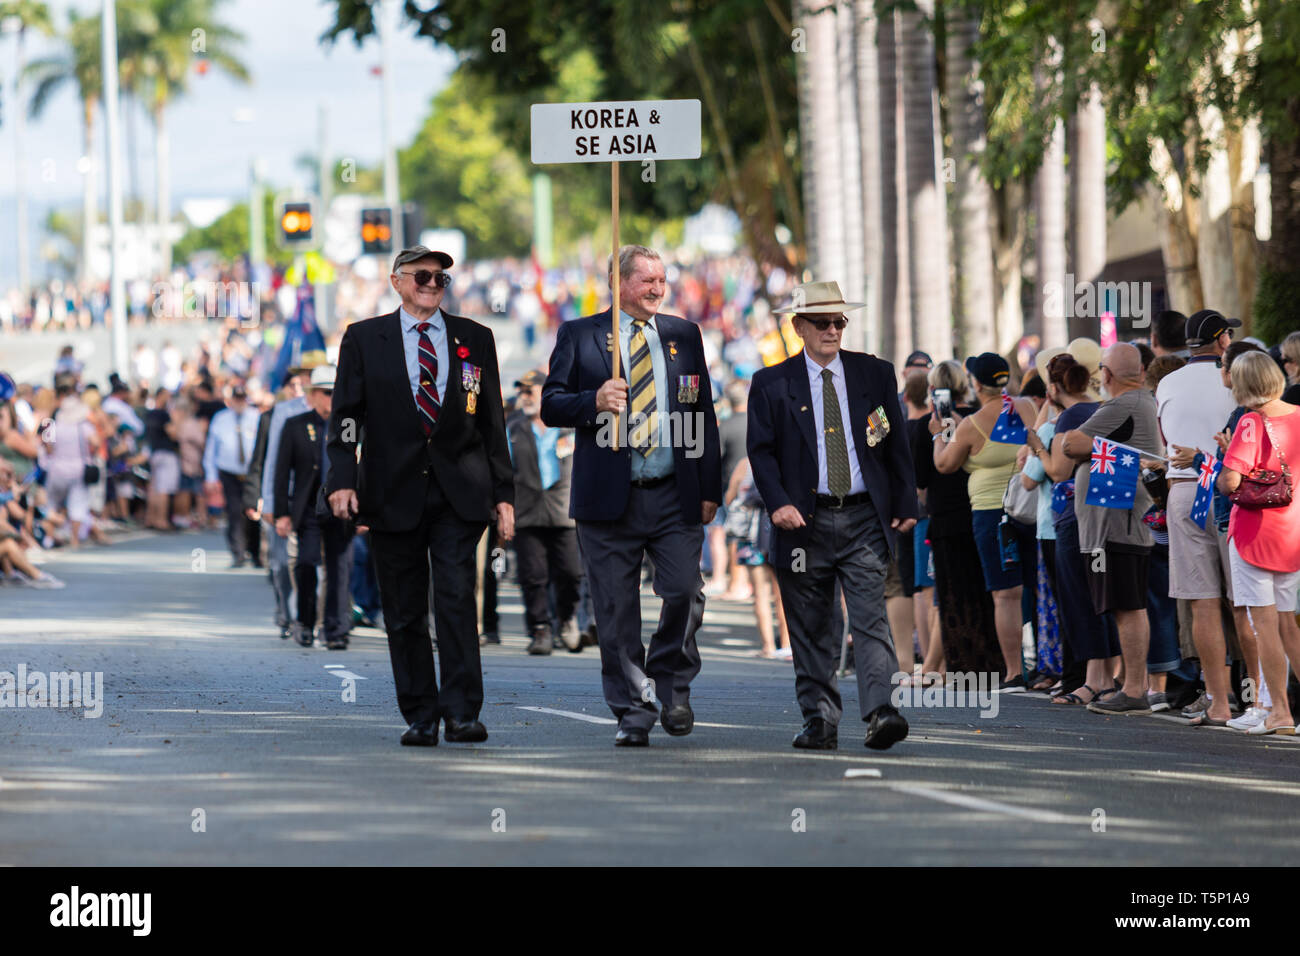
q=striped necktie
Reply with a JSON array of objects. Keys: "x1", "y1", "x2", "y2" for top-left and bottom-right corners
[
  {"x1": 414, "y1": 321, "x2": 440, "y2": 434},
  {"x1": 821, "y1": 368, "x2": 851, "y2": 498},
  {"x1": 627, "y1": 317, "x2": 657, "y2": 457}
]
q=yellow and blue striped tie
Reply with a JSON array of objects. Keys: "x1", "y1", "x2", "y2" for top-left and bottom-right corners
[{"x1": 627, "y1": 318, "x2": 658, "y2": 457}]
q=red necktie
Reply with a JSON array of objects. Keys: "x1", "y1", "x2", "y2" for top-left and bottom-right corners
[{"x1": 414, "y1": 322, "x2": 440, "y2": 434}]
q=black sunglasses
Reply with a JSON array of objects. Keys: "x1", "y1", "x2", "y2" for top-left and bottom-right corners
[
  {"x1": 398, "y1": 269, "x2": 453, "y2": 289},
  {"x1": 803, "y1": 316, "x2": 848, "y2": 332}
]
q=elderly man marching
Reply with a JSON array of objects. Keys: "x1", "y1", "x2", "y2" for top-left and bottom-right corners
[{"x1": 746, "y1": 281, "x2": 919, "y2": 750}]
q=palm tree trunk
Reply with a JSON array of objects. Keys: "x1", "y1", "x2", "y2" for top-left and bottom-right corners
[
  {"x1": 900, "y1": 1, "x2": 951, "y2": 360},
  {"x1": 1034, "y1": 49, "x2": 1068, "y2": 349},
  {"x1": 1226, "y1": 117, "x2": 1260, "y2": 330},
  {"x1": 1197, "y1": 105, "x2": 1241, "y2": 319},
  {"x1": 1149, "y1": 137, "x2": 1203, "y2": 314},
  {"x1": 877, "y1": 7, "x2": 910, "y2": 365},
  {"x1": 944, "y1": 7, "x2": 995, "y2": 356},
  {"x1": 1259, "y1": 95, "x2": 1300, "y2": 332},
  {"x1": 1070, "y1": 84, "x2": 1107, "y2": 339},
  {"x1": 853, "y1": 0, "x2": 883, "y2": 355},
  {"x1": 835, "y1": 0, "x2": 866, "y2": 353},
  {"x1": 993, "y1": 178, "x2": 1027, "y2": 355},
  {"x1": 795, "y1": 0, "x2": 846, "y2": 288},
  {"x1": 81, "y1": 99, "x2": 96, "y2": 283},
  {"x1": 14, "y1": 25, "x2": 30, "y2": 297},
  {"x1": 154, "y1": 95, "x2": 172, "y2": 276}
]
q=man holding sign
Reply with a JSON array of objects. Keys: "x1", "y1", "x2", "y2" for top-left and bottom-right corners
[
  {"x1": 542, "y1": 245, "x2": 721, "y2": 746},
  {"x1": 1059, "y1": 343, "x2": 1164, "y2": 715}
]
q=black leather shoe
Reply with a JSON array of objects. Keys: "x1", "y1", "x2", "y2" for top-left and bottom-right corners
[
  {"x1": 792, "y1": 717, "x2": 838, "y2": 750},
  {"x1": 479, "y1": 631, "x2": 501, "y2": 646},
  {"x1": 660, "y1": 703, "x2": 694, "y2": 736},
  {"x1": 279, "y1": 626, "x2": 291, "y2": 640},
  {"x1": 614, "y1": 727, "x2": 649, "y2": 747},
  {"x1": 400, "y1": 720, "x2": 438, "y2": 747},
  {"x1": 580, "y1": 625, "x2": 598, "y2": 648},
  {"x1": 864, "y1": 704, "x2": 909, "y2": 750},
  {"x1": 293, "y1": 624, "x2": 314, "y2": 648},
  {"x1": 444, "y1": 718, "x2": 488, "y2": 743},
  {"x1": 326, "y1": 638, "x2": 348, "y2": 650}
]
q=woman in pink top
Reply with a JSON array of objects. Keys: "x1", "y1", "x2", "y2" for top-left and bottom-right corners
[{"x1": 1218, "y1": 351, "x2": 1300, "y2": 735}]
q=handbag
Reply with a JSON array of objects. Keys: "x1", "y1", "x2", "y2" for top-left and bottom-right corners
[
  {"x1": 78, "y1": 420, "x2": 101, "y2": 485},
  {"x1": 1002, "y1": 470, "x2": 1038, "y2": 526},
  {"x1": 1229, "y1": 413, "x2": 1293, "y2": 510}
]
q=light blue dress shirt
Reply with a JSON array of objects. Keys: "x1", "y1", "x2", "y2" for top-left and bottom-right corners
[
  {"x1": 260, "y1": 395, "x2": 308, "y2": 506},
  {"x1": 805, "y1": 351, "x2": 867, "y2": 496},
  {"x1": 1022, "y1": 420, "x2": 1057, "y2": 541},
  {"x1": 617, "y1": 310, "x2": 674, "y2": 480},
  {"x1": 400, "y1": 306, "x2": 449, "y2": 406},
  {"x1": 202, "y1": 405, "x2": 261, "y2": 481},
  {"x1": 534, "y1": 424, "x2": 561, "y2": 489}
]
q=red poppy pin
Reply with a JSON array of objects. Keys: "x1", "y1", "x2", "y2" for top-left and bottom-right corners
[{"x1": 456, "y1": 345, "x2": 470, "y2": 360}]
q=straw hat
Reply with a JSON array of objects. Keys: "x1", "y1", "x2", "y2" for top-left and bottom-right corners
[{"x1": 773, "y1": 281, "x2": 866, "y2": 315}]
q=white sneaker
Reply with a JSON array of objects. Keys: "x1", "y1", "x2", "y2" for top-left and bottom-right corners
[
  {"x1": 774, "y1": 646, "x2": 793, "y2": 660},
  {"x1": 26, "y1": 572, "x2": 66, "y2": 589},
  {"x1": 1227, "y1": 706, "x2": 1269, "y2": 732}
]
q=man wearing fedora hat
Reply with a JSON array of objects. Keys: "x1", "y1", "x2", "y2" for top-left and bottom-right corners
[
  {"x1": 275, "y1": 364, "x2": 354, "y2": 650},
  {"x1": 325, "y1": 246, "x2": 515, "y2": 747},
  {"x1": 747, "y1": 280, "x2": 919, "y2": 750}
]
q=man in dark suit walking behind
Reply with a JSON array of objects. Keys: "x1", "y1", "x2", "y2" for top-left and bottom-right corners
[
  {"x1": 274, "y1": 364, "x2": 353, "y2": 650},
  {"x1": 747, "y1": 281, "x2": 919, "y2": 751},
  {"x1": 542, "y1": 245, "x2": 722, "y2": 746},
  {"x1": 326, "y1": 246, "x2": 515, "y2": 747}
]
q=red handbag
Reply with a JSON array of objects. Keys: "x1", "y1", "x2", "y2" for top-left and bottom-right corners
[{"x1": 1229, "y1": 414, "x2": 1293, "y2": 510}]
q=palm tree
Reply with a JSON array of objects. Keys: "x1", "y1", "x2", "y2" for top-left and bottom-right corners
[
  {"x1": 0, "y1": 0, "x2": 53, "y2": 298},
  {"x1": 876, "y1": 6, "x2": 911, "y2": 365},
  {"x1": 852, "y1": 0, "x2": 882, "y2": 355},
  {"x1": 25, "y1": 9, "x2": 103, "y2": 282},
  {"x1": 1070, "y1": 82, "x2": 1107, "y2": 339},
  {"x1": 117, "y1": 0, "x2": 248, "y2": 276},
  {"x1": 795, "y1": 0, "x2": 846, "y2": 290}
]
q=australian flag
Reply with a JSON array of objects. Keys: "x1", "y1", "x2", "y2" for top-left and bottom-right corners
[
  {"x1": 1085, "y1": 437, "x2": 1141, "y2": 510},
  {"x1": 1190, "y1": 455, "x2": 1222, "y2": 529},
  {"x1": 271, "y1": 283, "x2": 328, "y2": 391},
  {"x1": 989, "y1": 392, "x2": 1028, "y2": 444}
]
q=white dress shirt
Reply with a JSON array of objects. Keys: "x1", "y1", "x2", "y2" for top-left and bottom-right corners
[
  {"x1": 806, "y1": 351, "x2": 867, "y2": 496},
  {"x1": 202, "y1": 405, "x2": 261, "y2": 481},
  {"x1": 400, "y1": 306, "x2": 449, "y2": 406}
]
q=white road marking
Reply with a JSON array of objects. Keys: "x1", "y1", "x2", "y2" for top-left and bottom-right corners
[
  {"x1": 323, "y1": 664, "x2": 344, "y2": 669},
  {"x1": 322, "y1": 667, "x2": 366, "y2": 680},
  {"x1": 844, "y1": 768, "x2": 882, "y2": 779},
  {"x1": 889, "y1": 784, "x2": 1088, "y2": 825},
  {"x1": 518, "y1": 706, "x2": 617, "y2": 725}
]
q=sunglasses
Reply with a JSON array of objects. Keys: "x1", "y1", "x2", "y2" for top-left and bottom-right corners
[
  {"x1": 803, "y1": 316, "x2": 848, "y2": 332},
  {"x1": 397, "y1": 269, "x2": 453, "y2": 289}
]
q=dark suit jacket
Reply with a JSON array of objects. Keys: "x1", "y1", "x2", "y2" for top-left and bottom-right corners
[
  {"x1": 324, "y1": 309, "x2": 514, "y2": 532},
  {"x1": 243, "y1": 407, "x2": 273, "y2": 513},
  {"x1": 508, "y1": 415, "x2": 576, "y2": 529},
  {"x1": 274, "y1": 409, "x2": 325, "y2": 529},
  {"x1": 746, "y1": 349, "x2": 918, "y2": 569},
  {"x1": 540, "y1": 309, "x2": 722, "y2": 525}
]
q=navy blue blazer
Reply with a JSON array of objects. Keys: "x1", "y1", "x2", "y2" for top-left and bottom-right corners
[
  {"x1": 746, "y1": 349, "x2": 919, "y2": 569},
  {"x1": 541, "y1": 309, "x2": 722, "y2": 524}
]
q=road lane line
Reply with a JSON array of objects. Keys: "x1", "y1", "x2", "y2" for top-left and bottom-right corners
[
  {"x1": 888, "y1": 784, "x2": 1087, "y2": 824},
  {"x1": 518, "y1": 706, "x2": 617, "y2": 725}
]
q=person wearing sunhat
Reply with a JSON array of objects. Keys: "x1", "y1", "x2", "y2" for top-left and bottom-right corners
[
  {"x1": 326, "y1": 245, "x2": 514, "y2": 747},
  {"x1": 747, "y1": 280, "x2": 918, "y2": 751},
  {"x1": 275, "y1": 364, "x2": 354, "y2": 650},
  {"x1": 508, "y1": 368, "x2": 585, "y2": 656},
  {"x1": 1155, "y1": 308, "x2": 1243, "y2": 725},
  {"x1": 931, "y1": 351, "x2": 1038, "y2": 691}
]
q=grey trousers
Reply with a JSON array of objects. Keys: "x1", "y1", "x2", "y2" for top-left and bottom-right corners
[
  {"x1": 576, "y1": 479, "x2": 705, "y2": 732},
  {"x1": 266, "y1": 527, "x2": 293, "y2": 629},
  {"x1": 775, "y1": 501, "x2": 894, "y2": 726}
]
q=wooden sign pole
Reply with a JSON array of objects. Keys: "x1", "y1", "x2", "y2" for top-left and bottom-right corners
[{"x1": 611, "y1": 159, "x2": 621, "y2": 451}]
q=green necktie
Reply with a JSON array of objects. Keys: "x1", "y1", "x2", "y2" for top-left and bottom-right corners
[{"x1": 822, "y1": 368, "x2": 851, "y2": 498}]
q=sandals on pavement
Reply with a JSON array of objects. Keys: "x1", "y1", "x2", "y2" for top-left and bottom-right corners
[{"x1": 1052, "y1": 684, "x2": 1097, "y2": 705}]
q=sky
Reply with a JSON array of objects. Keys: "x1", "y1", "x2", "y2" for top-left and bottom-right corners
[{"x1": 0, "y1": 0, "x2": 456, "y2": 210}]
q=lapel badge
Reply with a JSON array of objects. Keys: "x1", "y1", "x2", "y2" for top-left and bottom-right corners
[
  {"x1": 668, "y1": 341, "x2": 678, "y2": 360},
  {"x1": 306, "y1": 423, "x2": 316, "y2": 443},
  {"x1": 605, "y1": 331, "x2": 615, "y2": 353},
  {"x1": 676, "y1": 374, "x2": 700, "y2": 404}
]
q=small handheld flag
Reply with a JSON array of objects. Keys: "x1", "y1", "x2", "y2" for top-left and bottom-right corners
[
  {"x1": 989, "y1": 392, "x2": 1028, "y2": 444},
  {"x1": 1085, "y1": 437, "x2": 1141, "y2": 510},
  {"x1": 1190, "y1": 455, "x2": 1222, "y2": 530}
]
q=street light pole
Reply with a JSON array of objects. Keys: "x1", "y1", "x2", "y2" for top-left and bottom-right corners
[
  {"x1": 377, "y1": 0, "x2": 401, "y2": 248},
  {"x1": 102, "y1": 0, "x2": 129, "y2": 377}
]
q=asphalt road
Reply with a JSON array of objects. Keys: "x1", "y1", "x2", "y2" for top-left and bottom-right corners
[{"x1": 3, "y1": 528, "x2": 1300, "y2": 866}]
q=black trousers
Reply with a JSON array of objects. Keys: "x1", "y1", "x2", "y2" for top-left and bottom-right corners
[
  {"x1": 295, "y1": 512, "x2": 355, "y2": 641},
  {"x1": 576, "y1": 478, "x2": 705, "y2": 732},
  {"x1": 219, "y1": 470, "x2": 259, "y2": 560},
  {"x1": 515, "y1": 526, "x2": 582, "y2": 632},
  {"x1": 369, "y1": 473, "x2": 488, "y2": 726}
]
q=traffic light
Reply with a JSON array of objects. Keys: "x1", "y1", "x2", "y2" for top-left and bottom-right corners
[
  {"x1": 279, "y1": 201, "x2": 314, "y2": 245},
  {"x1": 361, "y1": 207, "x2": 393, "y2": 255}
]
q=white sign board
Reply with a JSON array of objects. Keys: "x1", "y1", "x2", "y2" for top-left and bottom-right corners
[{"x1": 530, "y1": 99, "x2": 701, "y2": 164}]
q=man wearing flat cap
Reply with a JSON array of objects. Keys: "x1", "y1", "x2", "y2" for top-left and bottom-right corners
[
  {"x1": 747, "y1": 281, "x2": 919, "y2": 751},
  {"x1": 325, "y1": 245, "x2": 515, "y2": 747}
]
